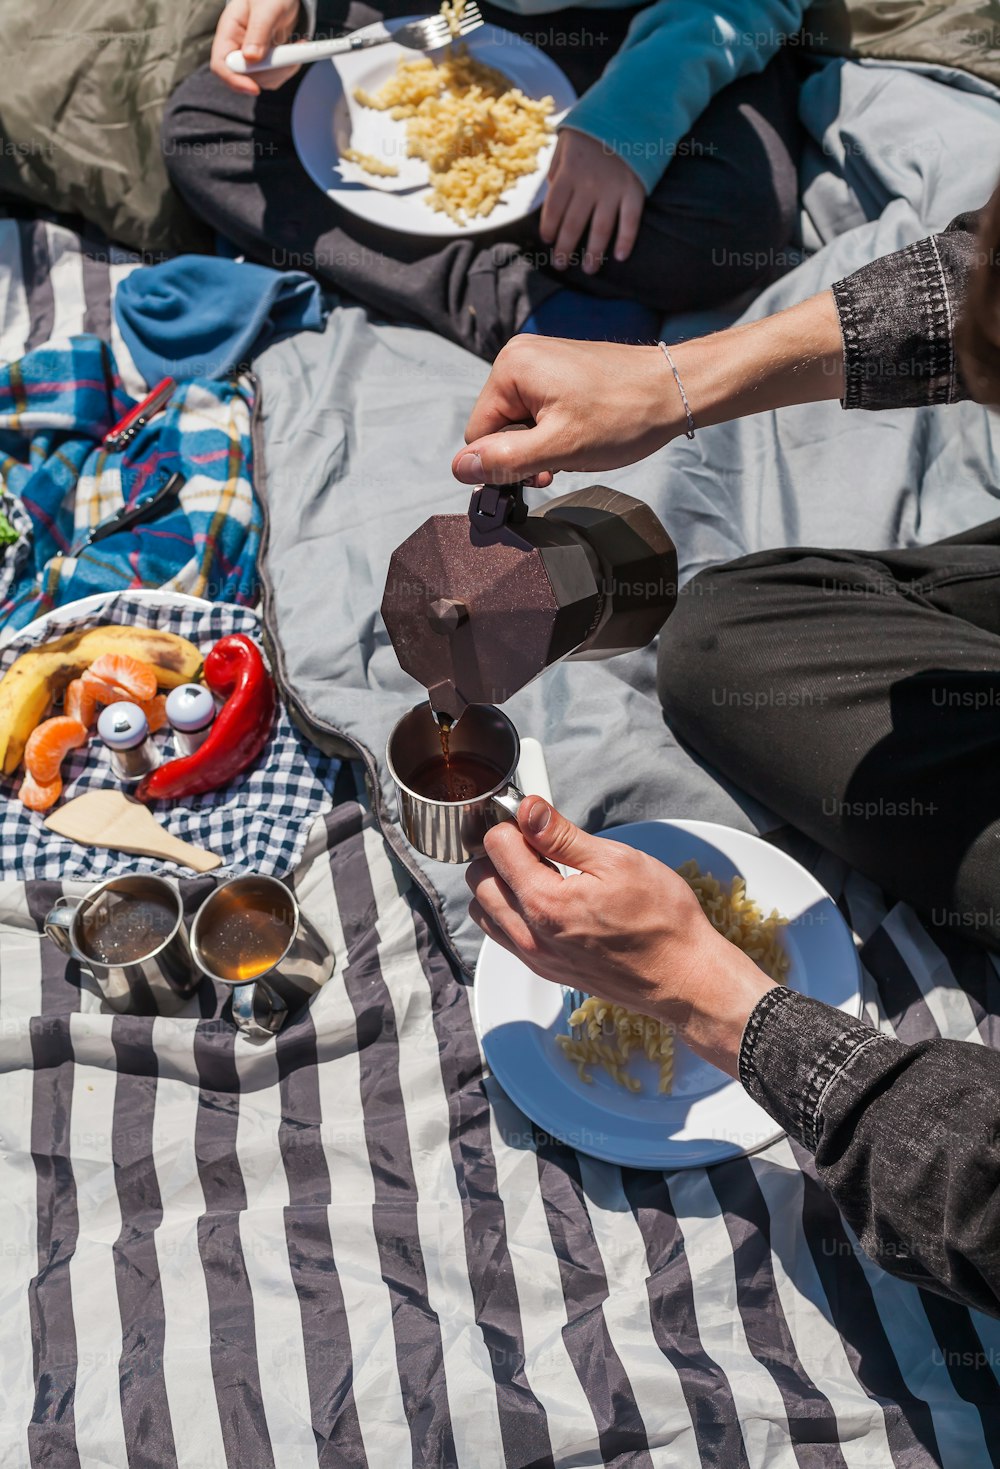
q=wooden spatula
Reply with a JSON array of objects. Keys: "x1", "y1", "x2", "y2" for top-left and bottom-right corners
[{"x1": 45, "y1": 789, "x2": 222, "y2": 872}]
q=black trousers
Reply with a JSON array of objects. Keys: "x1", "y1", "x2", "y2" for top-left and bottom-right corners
[
  {"x1": 658, "y1": 519, "x2": 1000, "y2": 948},
  {"x1": 161, "y1": 2, "x2": 801, "y2": 358}
]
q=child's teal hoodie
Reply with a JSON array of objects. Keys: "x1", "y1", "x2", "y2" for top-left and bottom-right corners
[{"x1": 521, "y1": 0, "x2": 809, "y2": 191}]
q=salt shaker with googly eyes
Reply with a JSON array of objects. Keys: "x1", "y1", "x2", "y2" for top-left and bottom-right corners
[
  {"x1": 165, "y1": 683, "x2": 216, "y2": 756},
  {"x1": 97, "y1": 701, "x2": 162, "y2": 784}
]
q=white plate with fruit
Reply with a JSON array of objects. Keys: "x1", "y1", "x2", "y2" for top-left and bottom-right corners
[{"x1": 0, "y1": 590, "x2": 209, "y2": 651}]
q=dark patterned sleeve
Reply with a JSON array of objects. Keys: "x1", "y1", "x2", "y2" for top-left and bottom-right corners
[
  {"x1": 832, "y1": 210, "x2": 981, "y2": 410},
  {"x1": 739, "y1": 984, "x2": 1000, "y2": 1318}
]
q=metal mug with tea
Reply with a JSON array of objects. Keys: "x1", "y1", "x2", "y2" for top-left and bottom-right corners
[
  {"x1": 189, "y1": 874, "x2": 333, "y2": 1040},
  {"x1": 45, "y1": 874, "x2": 201, "y2": 1014},
  {"x1": 386, "y1": 702, "x2": 526, "y2": 863}
]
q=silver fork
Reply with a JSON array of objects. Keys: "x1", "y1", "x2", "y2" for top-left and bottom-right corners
[
  {"x1": 563, "y1": 987, "x2": 615, "y2": 1039},
  {"x1": 227, "y1": 4, "x2": 484, "y2": 74}
]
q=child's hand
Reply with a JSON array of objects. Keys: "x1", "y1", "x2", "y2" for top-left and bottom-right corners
[
  {"x1": 540, "y1": 130, "x2": 646, "y2": 274},
  {"x1": 212, "y1": 0, "x2": 304, "y2": 95}
]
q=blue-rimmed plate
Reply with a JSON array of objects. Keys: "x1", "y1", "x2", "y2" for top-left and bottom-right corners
[{"x1": 474, "y1": 818, "x2": 863, "y2": 1170}]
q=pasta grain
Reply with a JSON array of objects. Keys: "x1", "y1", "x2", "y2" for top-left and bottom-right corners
[{"x1": 341, "y1": 147, "x2": 399, "y2": 177}]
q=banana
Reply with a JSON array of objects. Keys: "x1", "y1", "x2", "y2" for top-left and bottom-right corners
[{"x1": 0, "y1": 625, "x2": 204, "y2": 775}]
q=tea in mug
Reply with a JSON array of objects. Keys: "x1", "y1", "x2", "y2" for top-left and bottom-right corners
[
  {"x1": 196, "y1": 879, "x2": 295, "y2": 982},
  {"x1": 79, "y1": 882, "x2": 177, "y2": 965},
  {"x1": 409, "y1": 753, "x2": 504, "y2": 803}
]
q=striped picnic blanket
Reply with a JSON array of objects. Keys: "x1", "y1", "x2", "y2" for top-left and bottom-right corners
[
  {"x1": 2, "y1": 778, "x2": 1000, "y2": 1467},
  {"x1": 0, "y1": 216, "x2": 260, "y2": 628}
]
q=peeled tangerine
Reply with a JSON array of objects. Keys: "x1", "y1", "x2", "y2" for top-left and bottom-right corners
[
  {"x1": 69, "y1": 657, "x2": 164, "y2": 726},
  {"x1": 24, "y1": 716, "x2": 88, "y2": 786},
  {"x1": 84, "y1": 653, "x2": 158, "y2": 703}
]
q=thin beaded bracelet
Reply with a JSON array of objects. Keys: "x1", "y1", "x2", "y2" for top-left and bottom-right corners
[{"x1": 657, "y1": 340, "x2": 696, "y2": 439}]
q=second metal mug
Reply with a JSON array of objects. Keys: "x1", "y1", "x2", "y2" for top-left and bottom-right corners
[
  {"x1": 189, "y1": 874, "x2": 334, "y2": 1040},
  {"x1": 386, "y1": 702, "x2": 526, "y2": 863},
  {"x1": 44, "y1": 874, "x2": 200, "y2": 1014}
]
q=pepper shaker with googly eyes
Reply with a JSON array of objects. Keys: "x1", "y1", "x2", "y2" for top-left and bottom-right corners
[
  {"x1": 98, "y1": 702, "x2": 162, "y2": 784},
  {"x1": 165, "y1": 683, "x2": 216, "y2": 756}
]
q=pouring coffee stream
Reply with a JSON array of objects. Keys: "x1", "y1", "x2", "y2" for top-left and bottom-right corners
[{"x1": 381, "y1": 470, "x2": 679, "y2": 856}]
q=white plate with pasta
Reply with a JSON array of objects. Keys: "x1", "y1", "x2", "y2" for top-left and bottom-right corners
[
  {"x1": 291, "y1": 18, "x2": 576, "y2": 236},
  {"x1": 474, "y1": 818, "x2": 863, "y2": 1170}
]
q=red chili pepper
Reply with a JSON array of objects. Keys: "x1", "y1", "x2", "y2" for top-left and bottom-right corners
[{"x1": 137, "y1": 634, "x2": 275, "y2": 801}]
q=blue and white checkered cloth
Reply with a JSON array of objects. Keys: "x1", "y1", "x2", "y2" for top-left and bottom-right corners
[{"x1": 0, "y1": 593, "x2": 340, "y2": 881}]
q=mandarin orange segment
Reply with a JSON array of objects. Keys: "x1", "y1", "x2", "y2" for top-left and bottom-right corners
[
  {"x1": 19, "y1": 770, "x2": 62, "y2": 812},
  {"x1": 80, "y1": 670, "x2": 125, "y2": 706},
  {"x1": 24, "y1": 716, "x2": 88, "y2": 784},
  {"x1": 64, "y1": 678, "x2": 99, "y2": 728},
  {"x1": 139, "y1": 694, "x2": 168, "y2": 734},
  {"x1": 85, "y1": 653, "x2": 158, "y2": 703}
]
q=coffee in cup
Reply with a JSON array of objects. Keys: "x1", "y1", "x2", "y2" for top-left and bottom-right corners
[{"x1": 386, "y1": 702, "x2": 526, "y2": 863}]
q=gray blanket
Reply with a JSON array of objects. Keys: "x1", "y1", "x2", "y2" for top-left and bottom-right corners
[{"x1": 255, "y1": 58, "x2": 1000, "y2": 973}]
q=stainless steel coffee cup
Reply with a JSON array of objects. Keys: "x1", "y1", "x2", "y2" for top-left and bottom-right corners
[
  {"x1": 386, "y1": 702, "x2": 526, "y2": 863},
  {"x1": 45, "y1": 874, "x2": 200, "y2": 1014},
  {"x1": 189, "y1": 874, "x2": 333, "y2": 1040}
]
